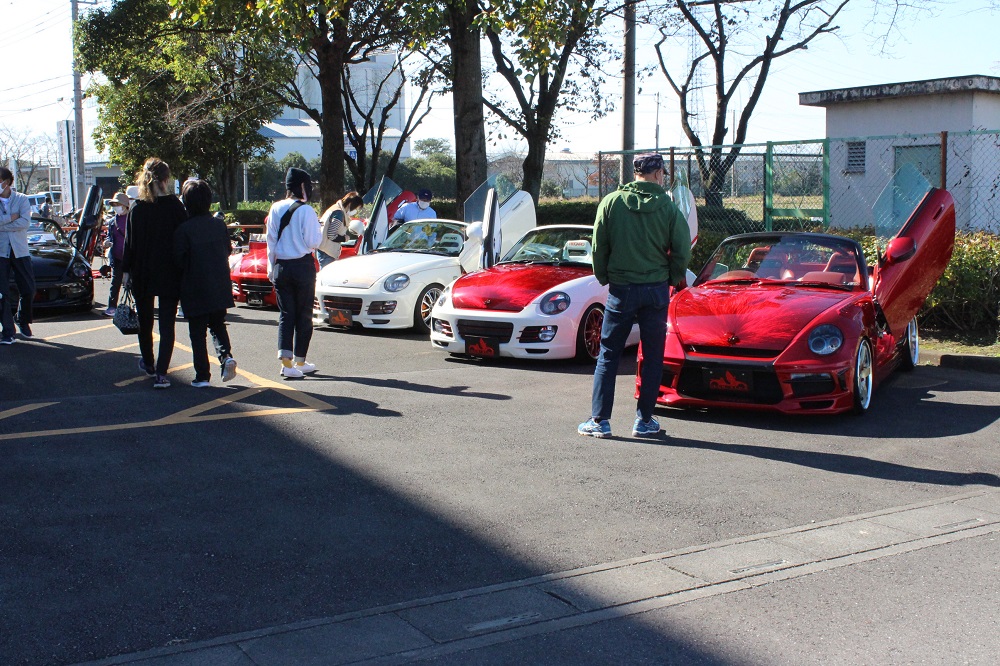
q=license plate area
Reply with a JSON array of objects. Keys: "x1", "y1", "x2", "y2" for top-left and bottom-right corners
[
  {"x1": 465, "y1": 336, "x2": 499, "y2": 358},
  {"x1": 704, "y1": 367, "x2": 753, "y2": 393},
  {"x1": 247, "y1": 294, "x2": 264, "y2": 307},
  {"x1": 327, "y1": 308, "x2": 353, "y2": 327}
]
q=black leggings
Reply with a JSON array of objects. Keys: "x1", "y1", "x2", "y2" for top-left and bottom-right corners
[{"x1": 136, "y1": 294, "x2": 178, "y2": 376}]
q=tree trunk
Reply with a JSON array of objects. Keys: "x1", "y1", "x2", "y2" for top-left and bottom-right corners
[
  {"x1": 448, "y1": 2, "x2": 487, "y2": 218},
  {"x1": 520, "y1": 137, "x2": 546, "y2": 204},
  {"x1": 316, "y1": 31, "x2": 347, "y2": 209}
]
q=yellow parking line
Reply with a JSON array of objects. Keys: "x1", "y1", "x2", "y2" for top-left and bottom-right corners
[
  {"x1": 45, "y1": 324, "x2": 115, "y2": 340},
  {"x1": 77, "y1": 341, "x2": 139, "y2": 360},
  {"x1": 0, "y1": 402, "x2": 58, "y2": 421}
]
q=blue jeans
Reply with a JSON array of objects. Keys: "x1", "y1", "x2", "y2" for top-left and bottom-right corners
[
  {"x1": 274, "y1": 256, "x2": 316, "y2": 358},
  {"x1": 316, "y1": 249, "x2": 336, "y2": 269},
  {"x1": 591, "y1": 281, "x2": 670, "y2": 422}
]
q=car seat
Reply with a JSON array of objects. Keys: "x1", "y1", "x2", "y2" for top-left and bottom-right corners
[
  {"x1": 824, "y1": 251, "x2": 859, "y2": 281},
  {"x1": 563, "y1": 239, "x2": 593, "y2": 263},
  {"x1": 437, "y1": 232, "x2": 464, "y2": 253}
]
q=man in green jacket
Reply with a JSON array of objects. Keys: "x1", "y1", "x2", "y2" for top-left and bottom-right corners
[{"x1": 579, "y1": 153, "x2": 691, "y2": 439}]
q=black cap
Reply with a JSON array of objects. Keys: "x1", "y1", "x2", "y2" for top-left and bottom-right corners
[
  {"x1": 285, "y1": 167, "x2": 312, "y2": 191},
  {"x1": 633, "y1": 153, "x2": 664, "y2": 175},
  {"x1": 418, "y1": 188, "x2": 432, "y2": 200}
]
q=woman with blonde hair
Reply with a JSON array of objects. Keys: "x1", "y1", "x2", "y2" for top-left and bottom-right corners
[{"x1": 121, "y1": 157, "x2": 188, "y2": 389}]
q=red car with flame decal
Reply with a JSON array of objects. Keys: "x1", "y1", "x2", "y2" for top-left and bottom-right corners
[
  {"x1": 430, "y1": 225, "x2": 641, "y2": 361},
  {"x1": 637, "y1": 165, "x2": 955, "y2": 415}
]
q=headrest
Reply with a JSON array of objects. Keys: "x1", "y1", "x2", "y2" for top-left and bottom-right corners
[{"x1": 563, "y1": 239, "x2": 593, "y2": 262}]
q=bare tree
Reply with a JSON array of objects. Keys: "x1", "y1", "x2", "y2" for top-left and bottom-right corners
[
  {"x1": 0, "y1": 126, "x2": 57, "y2": 193},
  {"x1": 645, "y1": 0, "x2": 927, "y2": 207}
]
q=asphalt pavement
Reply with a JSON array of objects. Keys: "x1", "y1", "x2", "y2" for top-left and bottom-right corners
[{"x1": 1, "y1": 303, "x2": 998, "y2": 666}]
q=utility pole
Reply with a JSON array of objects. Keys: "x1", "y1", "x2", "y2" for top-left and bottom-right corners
[
  {"x1": 620, "y1": 0, "x2": 636, "y2": 185},
  {"x1": 71, "y1": 0, "x2": 97, "y2": 209}
]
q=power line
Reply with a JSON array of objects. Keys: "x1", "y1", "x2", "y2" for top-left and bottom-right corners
[
  {"x1": 0, "y1": 74, "x2": 73, "y2": 95},
  {"x1": 4, "y1": 83, "x2": 73, "y2": 105}
]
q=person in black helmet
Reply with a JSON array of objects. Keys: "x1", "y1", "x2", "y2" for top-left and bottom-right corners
[{"x1": 266, "y1": 167, "x2": 322, "y2": 379}]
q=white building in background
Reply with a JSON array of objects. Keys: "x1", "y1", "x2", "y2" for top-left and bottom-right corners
[
  {"x1": 543, "y1": 149, "x2": 602, "y2": 199},
  {"x1": 800, "y1": 75, "x2": 1000, "y2": 230},
  {"x1": 270, "y1": 52, "x2": 410, "y2": 162}
]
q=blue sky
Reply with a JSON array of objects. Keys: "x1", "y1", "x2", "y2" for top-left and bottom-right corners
[{"x1": 3, "y1": 0, "x2": 998, "y2": 155}]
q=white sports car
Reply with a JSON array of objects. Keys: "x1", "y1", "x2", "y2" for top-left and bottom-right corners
[
  {"x1": 314, "y1": 176, "x2": 536, "y2": 332},
  {"x1": 429, "y1": 179, "x2": 699, "y2": 361}
]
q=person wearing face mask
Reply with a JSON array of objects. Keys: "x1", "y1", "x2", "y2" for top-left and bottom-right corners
[
  {"x1": 0, "y1": 166, "x2": 35, "y2": 344},
  {"x1": 578, "y1": 153, "x2": 690, "y2": 440},
  {"x1": 393, "y1": 188, "x2": 436, "y2": 224},
  {"x1": 102, "y1": 191, "x2": 130, "y2": 316},
  {"x1": 316, "y1": 190, "x2": 364, "y2": 269},
  {"x1": 266, "y1": 167, "x2": 322, "y2": 379}
]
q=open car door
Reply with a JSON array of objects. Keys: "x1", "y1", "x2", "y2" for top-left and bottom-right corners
[
  {"x1": 459, "y1": 175, "x2": 536, "y2": 273},
  {"x1": 74, "y1": 185, "x2": 104, "y2": 263},
  {"x1": 871, "y1": 163, "x2": 956, "y2": 336},
  {"x1": 670, "y1": 171, "x2": 699, "y2": 249},
  {"x1": 479, "y1": 189, "x2": 502, "y2": 270},
  {"x1": 359, "y1": 177, "x2": 402, "y2": 255}
]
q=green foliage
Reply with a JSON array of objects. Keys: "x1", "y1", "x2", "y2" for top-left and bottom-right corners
[
  {"x1": 540, "y1": 179, "x2": 564, "y2": 198},
  {"x1": 414, "y1": 138, "x2": 453, "y2": 157},
  {"x1": 919, "y1": 231, "x2": 1000, "y2": 336}
]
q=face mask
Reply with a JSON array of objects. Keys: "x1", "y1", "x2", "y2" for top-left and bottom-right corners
[
  {"x1": 417, "y1": 200, "x2": 430, "y2": 210},
  {"x1": 0, "y1": 181, "x2": 11, "y2": 196}
]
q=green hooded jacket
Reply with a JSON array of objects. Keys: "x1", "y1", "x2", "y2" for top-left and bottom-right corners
[{"x1": 592, "y1": 180, "x2": 691, "y2": 286}]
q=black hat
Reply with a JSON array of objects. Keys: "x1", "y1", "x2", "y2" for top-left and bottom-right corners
[
  {"x1": 418, "y1": 188, "x2": 433, "y2": 200},
  {"x1": 633, "y1": 153, "x2": 664, "y2": 175},
  {"x1": 285, "y1": 167, "x2": 312, "y2": 191}
]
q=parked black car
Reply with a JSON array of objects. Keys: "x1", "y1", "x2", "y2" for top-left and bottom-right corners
[{"x1": 8, "y1": 216, "x2": 95, "y2": 312}]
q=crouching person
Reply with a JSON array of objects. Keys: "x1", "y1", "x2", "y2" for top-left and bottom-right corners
[{"x1": 174, "y1": 179, "x2": 238, "y2": 386}]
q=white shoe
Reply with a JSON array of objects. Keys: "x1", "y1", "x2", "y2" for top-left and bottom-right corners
[
  {"x1": 222, "y1": 357, "x2": 238, "y2": 382},
  {"x1": 295, "y1": 361, "x2": 317, "y2": 374},
  {"x1": 280, "y1": 365, "x2": 304, "y2": 379}
]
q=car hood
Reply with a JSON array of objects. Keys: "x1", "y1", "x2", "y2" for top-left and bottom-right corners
[
  {"x1": 29, "y1": 245, "x2": 76, "y2": 279},
  {"x1": 318, "y1": 251, "x2": 456, "y2": 289},
  {"x1": 451, "y1": 263, "x2": 593, "y2": 312},
  {"x1": 234, "y1": 248, "x2": 268, "y2": 275},
  {"x1": 673, "y1": 283, "x2": 853, "y2": 351}
]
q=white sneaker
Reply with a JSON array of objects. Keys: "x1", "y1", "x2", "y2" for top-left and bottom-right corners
[
  {"x1": 280, "y1": 365, "x2": 304, "y2": 379},
  {"x1": 222, "y1": 357, "x2": 238, "y2": 382},
  {"x1": 295, "y1": 361, "x2": 317, "y2": 374}
]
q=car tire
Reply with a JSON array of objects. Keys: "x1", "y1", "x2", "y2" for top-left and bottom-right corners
[
  {"x1": 575, "y1": 304, "x2": 604, "y2": 363},
  {"x1": 899, "y1": 316, "x2": 919, "y2": 372},
  {"x1": 852, "y1": 338, "x2": 874, "y2": 415},
  {"x1": 413, "y1": 283, "x2": 443, "y2": 334}
]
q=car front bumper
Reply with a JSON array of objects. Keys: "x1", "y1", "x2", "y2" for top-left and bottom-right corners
[{"x1": 429, "y1": 303, "x2": 577, "y2": 360}]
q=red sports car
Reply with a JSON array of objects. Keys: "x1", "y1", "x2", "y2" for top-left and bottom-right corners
[
  {"x1": 230, "y1": 191, "x2": 414, "y2": 307},
  {"x1": 637, "y1": 165, "x2": 955, "y2": 415}
]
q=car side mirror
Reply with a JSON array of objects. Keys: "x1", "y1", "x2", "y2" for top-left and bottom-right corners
[{"x1": 884, "y1": 237, "x2": 916, "y2": 265}]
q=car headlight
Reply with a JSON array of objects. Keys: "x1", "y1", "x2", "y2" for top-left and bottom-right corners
[
  {"x1": 436, "y1": 285, "x2": 451, "y2": 307},
  {"x1": 70, "y1": 262, "x2": 89, "y2": 279},
  {"x1": 539, "y1": 291, "x2": 570, "y2": 315},
  {"x1": 808, "y1": 324, "x2": 843, "y2": 355},
  {"x1": 383, "y1": 273, "x2": 410, "y2": 292}
]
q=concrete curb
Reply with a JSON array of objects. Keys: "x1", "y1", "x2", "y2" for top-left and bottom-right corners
[{"x1": 922, "y1": 351, "x2": 1000, "y2": 374}]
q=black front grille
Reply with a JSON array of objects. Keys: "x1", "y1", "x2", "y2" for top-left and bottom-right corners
[
  {"x1": 241, "y1": 278, "x2": 273, "y2": 295},
  {"x1": 322, "y1": 295, "x2": 363, "y2": 315},
  {"x1": 686, "y1": 345, "x2": 778, "y2": 358},
  {"x1": 677, "y1": 363, "x2": 783, "y2": 404},
  {"x1": 457, "y1": 319, "x2": 514, "y2": 343}
]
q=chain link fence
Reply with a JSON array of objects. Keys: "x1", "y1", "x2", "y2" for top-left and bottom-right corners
[{"x1": 598, "y1": 130, "x2": 1000, "y2": 235}]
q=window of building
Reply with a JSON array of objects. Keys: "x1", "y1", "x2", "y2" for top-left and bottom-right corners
[{"x1": 845, "y1": 141, "x2": 866, "y2": 174}]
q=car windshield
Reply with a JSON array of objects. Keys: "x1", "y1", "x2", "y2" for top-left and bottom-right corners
[
  {"x1": 376, "y1": 221, "x2": 466, "y2": 256},
  {"x1": 501, "y1": 227, "x2": 595, "y2": 266},
  {"x1": 27, "y1": 219, "x2": 71, "y2": 248},
  {"x1": 695, "y1": 234, "x2": 865, "y2": 290}
]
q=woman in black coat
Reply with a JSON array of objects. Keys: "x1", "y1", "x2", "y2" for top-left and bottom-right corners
[
  {"x1": 121, "y1": 157, "x2": 187, "y2": 389},
  {"x1": 174, "y1": 179, "x2": 237, "y2": 387}
]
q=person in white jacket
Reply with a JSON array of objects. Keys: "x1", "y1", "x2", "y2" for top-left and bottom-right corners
[
  {"x1": 266, "y1": 167, "x2": 322, "y2": 378},
  {"x1": 0, "y1": 166, "x2": 35, "y2": 344}
]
